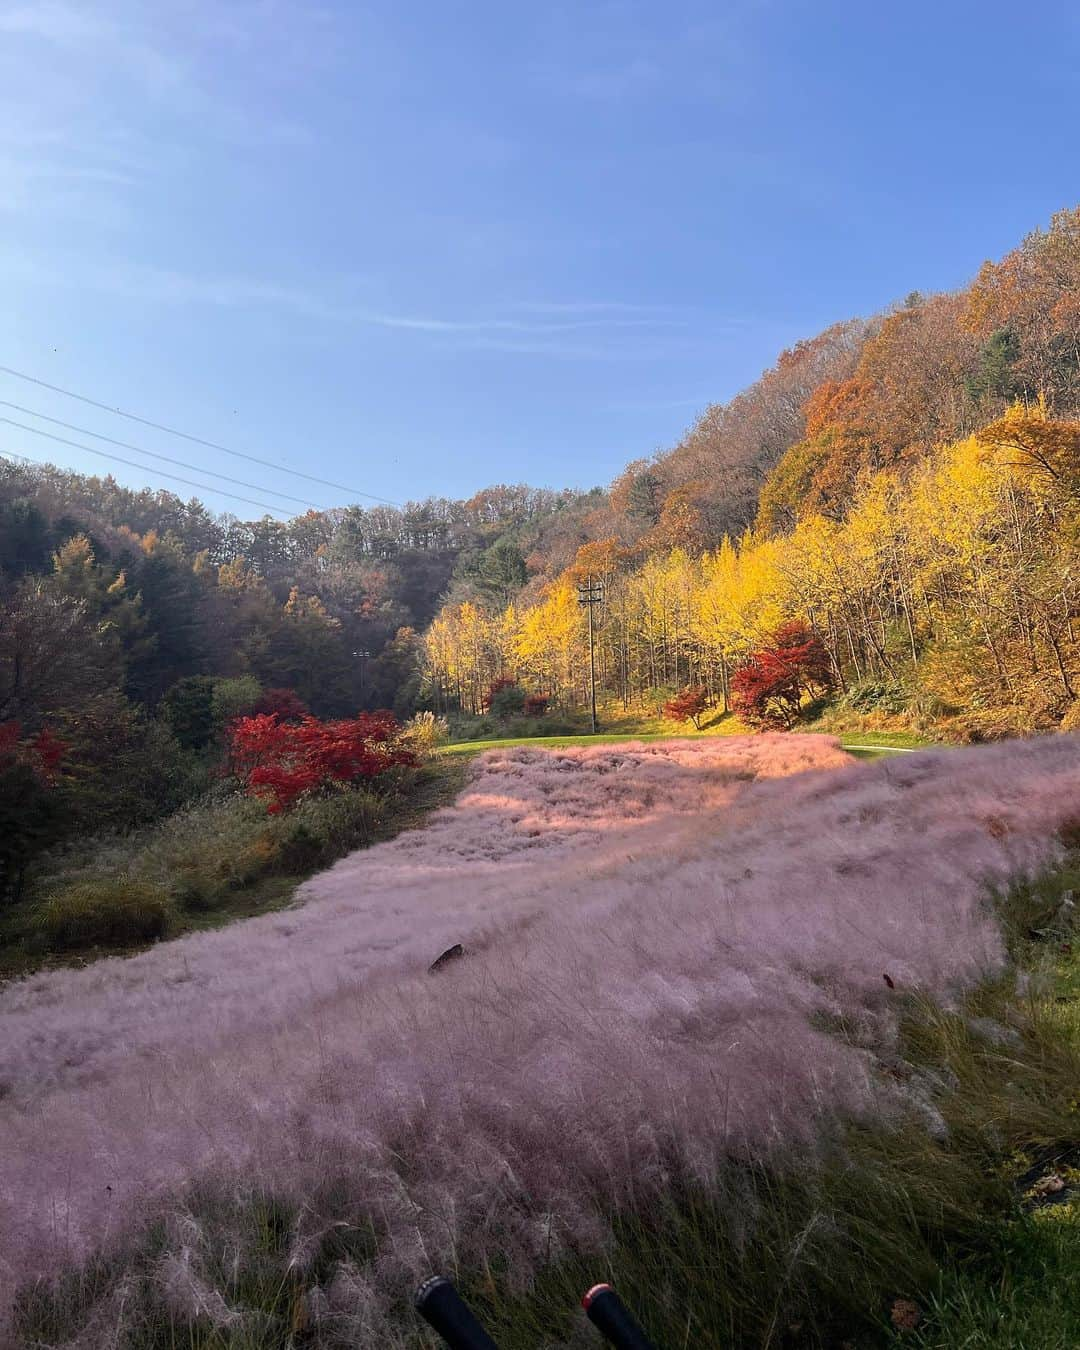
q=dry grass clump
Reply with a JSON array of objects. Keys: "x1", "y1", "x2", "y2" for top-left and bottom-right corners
[
  {"x1": 35, "y1": 787, "x2": 389, "y2": 921},
  {"x1": 37, "y1": 878, "x2": 173, "y2": 949}
]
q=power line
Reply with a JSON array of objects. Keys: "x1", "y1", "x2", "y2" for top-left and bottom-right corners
[
  {"x1": 0, "y1": 423, "x2": 290, "y2": 520},
  {"x1": 0, "y1": 418, "x2": 293, "y2": 519},
  {"x1": 0, "y1": 399, "x2": 326, "y2": 511},
  {"x1": 0, "y1": 363, "x2": 403, "y2": 507}
]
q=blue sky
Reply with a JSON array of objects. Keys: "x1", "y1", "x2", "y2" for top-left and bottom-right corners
[{"x1": 1, "y1": 1, "x2": 1078, "y2": 518}]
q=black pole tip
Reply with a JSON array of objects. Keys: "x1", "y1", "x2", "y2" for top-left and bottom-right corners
[{"x1": 415, "y1": 1274, "x2": 450, "y2": 1310}]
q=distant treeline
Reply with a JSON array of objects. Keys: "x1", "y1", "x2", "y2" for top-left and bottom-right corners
[{"x1": 0, "y1": 462, "x2": 605, "y2": 721}]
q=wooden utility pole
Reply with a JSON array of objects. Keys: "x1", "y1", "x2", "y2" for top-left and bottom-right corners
[{"x1": 577, "y1": 577, "x2": 603, "y2": 733}]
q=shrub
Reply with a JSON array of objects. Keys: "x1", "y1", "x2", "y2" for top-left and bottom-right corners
[
  {"x1": 1061, "y1": 700, "x2": 1080, "y2": 733},
  {"x1": 447, "y1": 714, "x2": 499, "y2": 740},
  {"x1": 271, "y1": 821, "x2": 325, "y2": 874},
  {"x1": 523, "y1": 693, "x2": 549, "y2": 717},
  {"x1": 101, "y1": 793, "x2": 271, "y2": 907},
  {"x1": 210, "y1": 676, "x2": 262, "y2": 731},
  {"x1": 160, "y1": 676, "x2": 216, "y2": 750},
  {"x1": 170, "y1": 866, "x2": 223, "y2": 912},
  {"x1": 483, "y1": 678, "x2": 526, "y2": 717},
  {"x1": 170, "y1": 867, "x2": 221, "y2": 913},
  {"x1": 228, "y1": 710, "x2": 415, "y2": 812},
  {"x1": 39, "y1": 879, "x2": 173, "y2": 949},
  {"x1": 839, "y1": 679, "x2": 908, "y2": 714},
  {"x1": 26, "y1": 773, "x2": 395, "y2": 939},
  {"x1": 399, "y1": 710, "x2": 450, "y2": 757},
  {"x1": 172, "y1": 834, "x2": 280, "y2": 911},
  {"x1": 482, "y1": 676, "x2": 515, "y2": 708},
  {"x1": 731, "y1": 620, "x2": 833, "y2": 729},
  {"x1": 269, "y1": 789, "x2": 384, "y2": 872},
  {"x1": 53, "y1": 693, "x2": 198, "y2": 832},
  {"x1": 908, "y1": 688, "x2": 957, "y2": 721},
  {"x1": 663, "y1": 686, "x2": 709, "y2": 728},
  {"x1": 490, "y1": 684, "x2": 526, "y2": 717},
  {"x1": 448, "y1": 711, "x2": 582, "y2": 742}
]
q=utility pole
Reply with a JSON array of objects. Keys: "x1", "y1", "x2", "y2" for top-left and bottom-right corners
[
  {"x1": 577, "y1": 576, "x2": 603, "y2": 734},
  {"x1": 353, "y1": 649, "x2": 372, "y2": 702}
]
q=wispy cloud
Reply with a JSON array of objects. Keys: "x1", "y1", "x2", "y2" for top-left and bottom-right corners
[
  {"x1": 3, "y1": 248, "x2": 692, "y2": 351},
  {"x1": 513, "y1": 299, "x2": 677, "y2": 316},
  {"x1": 456, "y1": 336, "x2": 677, "y2": 361},
  {"x1": 0, "y1": 1, "x2": 187, "y2": 93},
  {"x1": 101, "y1": 262, "x2": 685, "y2": 336},
  {"x1": 361, "y1": 311, "x2": 683, "y2": 335}
]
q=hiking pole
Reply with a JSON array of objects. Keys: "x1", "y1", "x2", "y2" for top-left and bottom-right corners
[
  {"x1": 415, "y1": 1276, "x2": 500, "y2": 1350},
  {"x1": 582, "y1": 1283, "x2": 659, "y2": 1350}
]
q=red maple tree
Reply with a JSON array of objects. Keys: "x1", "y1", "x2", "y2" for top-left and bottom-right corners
[
  {"x1": 663, "y1": 686, "x2": 709, "y2": 728},
  {"x1": 0, "y1": 721, "x2": 67, "y2": 782},
  {"x1": 731, "y1": 621, "x2": 833, "y2": 730},
  {"x1": 228, "y1": 711, "x2": 414, "y2": 812}
]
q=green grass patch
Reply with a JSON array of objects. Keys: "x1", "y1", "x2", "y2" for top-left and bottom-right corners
[
  {"x1": 894, "y1": 854, "x2": 1080, "y2": 1346},
  {"x1": 441, "y1": 723, "x2": 931, "y2": 761},
  {"x1": 444, "y1": 704, "x2": 747, "y2": 749},
  {"x1": 831, "y1": 729, "x2": 935, "y2": 749},
  {"x1": 441, "y1": 698, "x2": 937, "y2": 759},
  {"x1": 439, "y1": 729, "x2": 741, "y2": 756},
  {"x1": 906, "y1": 1209, "x2": 1080, "y2": 1348}
]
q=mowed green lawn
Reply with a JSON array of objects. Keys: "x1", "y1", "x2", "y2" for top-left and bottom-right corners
[{"x1": 440, "y1": 720, "x2": 933, "y2": 761}]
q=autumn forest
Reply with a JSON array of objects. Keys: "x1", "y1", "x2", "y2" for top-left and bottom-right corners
[{"x1": 429, "y1": 209, "x2": 1080, "y2": 740}]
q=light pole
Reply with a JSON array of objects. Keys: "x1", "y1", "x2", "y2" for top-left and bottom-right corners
[{"x1": 577, "y1": 576, "x2": 603, "y2": 734}]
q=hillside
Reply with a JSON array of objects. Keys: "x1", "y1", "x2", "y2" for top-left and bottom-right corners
[
  {"x1": 626, "y1": 208, "x2": 1080, "y2": 551},
  {"x1": 426, "y1": 208, "x2": 1080, "y2": 743}
]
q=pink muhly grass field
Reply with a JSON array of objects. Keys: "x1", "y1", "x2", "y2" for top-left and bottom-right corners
[{"x1": 2, "y1": 733, "x2": 1079, "y2": 1334}]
